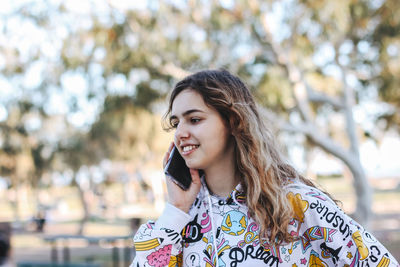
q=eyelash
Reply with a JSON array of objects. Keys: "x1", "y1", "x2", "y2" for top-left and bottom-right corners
[
  {"x1": 190, "y1": 118, "x2": 201, "y2": 124},
  {"x1": 171, "y1": 118, "x2": 201, "y2": 128}
]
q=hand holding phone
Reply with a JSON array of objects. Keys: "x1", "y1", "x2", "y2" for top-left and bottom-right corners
[
  {"x1": 164, "y1": 146, "x2": 192, "y2": 190},
  {"x1": 163, "y1": 143, "x2": 202, "y2": 212}
]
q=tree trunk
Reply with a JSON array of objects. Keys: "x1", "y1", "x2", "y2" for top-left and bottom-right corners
[
  {"x1": 344, "y1": 156, "x2": 373, "y2": 227},
  {"x1": 263, "y1": 108, "x2": 374, "y2": 226},
  {"x1": 76, "y1": 184, "x2": 90, "y2": 235},
  {"x1": 305, "y1": 126, "x2": 373, "y2": 226},
  {"x1": 32, "y1": 187, "x2": 41, "y2": 214},
  {"x1": 251, "y1": 9, "x2": 375, "y2": 227},
  {"x1": 9, "y1": 187, "x2": 20, "y2": 223}
]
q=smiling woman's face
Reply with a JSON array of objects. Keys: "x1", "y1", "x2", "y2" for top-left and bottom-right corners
[{"x1": 170, "y1": 89, "x2": 233, "y2": 171}]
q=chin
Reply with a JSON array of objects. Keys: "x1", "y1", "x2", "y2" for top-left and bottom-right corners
[
  {"x1": 185, "y1": 160, "x2": 204, "y2": 170},
  {"x1": 186, "y1": 164, "x2": 201, "y2": 170}
]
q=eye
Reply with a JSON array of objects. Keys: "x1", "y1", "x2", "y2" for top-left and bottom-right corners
[{"x1": 190, "y1": 117, "x2": 201, "y2": 124}]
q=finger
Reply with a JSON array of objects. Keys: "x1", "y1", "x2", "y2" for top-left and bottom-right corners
[
  {"x1": 163, "y1": 153, "x2": 169, "y2": 167},
  {"x1": 168, "y1": 142, "x2": 175, "y2": 153},
  {"x1": 163, "y1": 142, "x2": 175, "y2": 167},
  {"x1": 165, "y1": 175, "x2": 186, "y2": 195},
  {"x1": 163, "y1": 153, "x2": 167, "y2": 165},
  {"x1": 165, "y1": 175, "x2": 177, "y2": 187}
]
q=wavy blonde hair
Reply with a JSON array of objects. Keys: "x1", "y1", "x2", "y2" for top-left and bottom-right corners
[{"x1": 163, "y1": 69, "x2": 320, "y2": 245}]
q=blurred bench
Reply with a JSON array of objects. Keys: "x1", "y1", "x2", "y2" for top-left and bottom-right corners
[
  {"x1": 42, "y1": 235, "x2": 133, "y2": 267},
  {"x1": 0, "y1": 222, "x2": 11, "y2": 265}
]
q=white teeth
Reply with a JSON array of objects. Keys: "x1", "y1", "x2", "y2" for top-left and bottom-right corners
[{"x1": 183, "y1": 145, "x2": 197, "y2": 152}]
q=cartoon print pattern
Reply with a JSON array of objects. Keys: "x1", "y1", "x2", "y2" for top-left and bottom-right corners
[
  {"x1": 131, "y1": 182, "x2": 399, "y2": 266},
  {"x1": 221, "y1": 210, "x2": 247, "y2": 236},
  {"x1": 146, "y1": 244, "x2": 172, "y2": 267}
]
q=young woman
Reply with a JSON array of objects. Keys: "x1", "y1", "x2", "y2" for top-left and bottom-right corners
[{"x1": 131, "y1": 70, "x2": 398, "y2": 266}]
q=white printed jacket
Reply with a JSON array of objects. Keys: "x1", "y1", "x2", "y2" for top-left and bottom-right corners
[{"x1": 131, "y1": 179, "x2": 399, "y2": 267}]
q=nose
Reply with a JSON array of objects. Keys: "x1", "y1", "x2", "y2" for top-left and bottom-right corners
[{"x1": 174, "y1": 122, "x2": 190, "y2": 143}]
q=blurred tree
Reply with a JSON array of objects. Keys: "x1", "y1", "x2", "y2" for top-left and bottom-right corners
[
  {"x1": 54, "y1": 131, "x2": 96, "y2": 234},
  {"x1": 0, "y1": 99, "x2": 64, "y2": 223},
  {"x1": 0, "y1": 103, "x2": 35, "y2": 222},
  {"x1": 245, "y1": 0, "x2": 400, "y2": 225},
  {"x1": 90, "y1": 95, "x2": 161, "y2": 161},
  {"x1": 52, "y1": 95, "x2": 170, "y2": 233},
  {"x1": 370, "y1": 0, "x2": 400, "y2": 128},
  {"x1": 0, "y1": 125, "x2": 23, "y2": 222},
  {"x1": 1, "y1": 0, "x2": 398, "y2": 226}
]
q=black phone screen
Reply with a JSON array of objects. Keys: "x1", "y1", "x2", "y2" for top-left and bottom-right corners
[{"x1": 164, "y1": 146, "x2": 192, "y2": 190}]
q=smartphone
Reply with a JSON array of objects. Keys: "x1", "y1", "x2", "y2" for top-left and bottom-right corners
[{"x1": 164, "y1": 146, "x2": 192, "y2": 190}]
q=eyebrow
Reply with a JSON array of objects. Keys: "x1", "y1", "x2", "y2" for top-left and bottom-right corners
[{"x1": 170, "y1": 109, "x2": 205, "y2": 120}]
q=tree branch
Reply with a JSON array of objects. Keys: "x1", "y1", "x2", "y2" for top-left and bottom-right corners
[
  {"x1": 250, "y1": 22, "x2": 344, "y2": 111},
  {"x1": 256, "y1": 18, "x2": 316, "y2": 124},
  {"x1": 334, "y1": 45, "x2": 360, "y2": 157},
  {"x1": 306, "y1": 86, "x2": 344, "y2": 110},
  {"x1": 258, "y1": 105, "x2": 353, "y2": 166}
]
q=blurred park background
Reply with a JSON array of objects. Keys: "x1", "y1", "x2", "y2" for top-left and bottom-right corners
[{"x1": 0, "y1": 0, "x2": 399, "y2": 265}]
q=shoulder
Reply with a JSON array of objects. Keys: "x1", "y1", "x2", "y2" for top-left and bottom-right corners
[
  {"x1": 284, "y1": 179, "x2": 357, "y2": 240},
  {"x1": 284, "y1": 180, "x2": 356, "y2": 262},
  {"x1": 284, "y1": 180, "x2": 400, "y2": 266},
  {"x1": 284, "y1": 179, "x2": 327, "y2": 197},
  {"x1": 284, "y1": 180, "x2": 339, "y2": 213}
]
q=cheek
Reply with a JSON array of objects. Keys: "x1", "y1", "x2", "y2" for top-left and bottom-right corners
[{"x1": 208, "y1": 127, "x2": 231, "y2": 149}]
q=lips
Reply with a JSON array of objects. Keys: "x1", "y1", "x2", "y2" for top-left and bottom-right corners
[{"x1": 181, "y1": 144, "x2": 199, "y2": 155}]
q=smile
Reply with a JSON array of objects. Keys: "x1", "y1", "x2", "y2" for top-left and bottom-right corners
[{"x1": 182, "y1": 145, "x2": 199, "y2": 153}]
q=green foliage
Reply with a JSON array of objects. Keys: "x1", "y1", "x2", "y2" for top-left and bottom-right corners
[
  {"x1": 134, "y1": 82, "x2": 162, "y2": 109},
  {"x1": 1, "y1": 0, "x2": 399, "y2": 193},
  {"x1": 89, "y1": 95, "x2": 164, "y2": 162},
  {"x1": 255, "y1": 66, "x2": 294, "y2": 113}
]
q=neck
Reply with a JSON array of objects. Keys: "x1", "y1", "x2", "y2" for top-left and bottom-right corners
[
  {"x1": 203, "y1": 147, "x2": 239, "y2": 198},
  {"x1": 206, "y1": 176, "x2": 239, "y2": 198}
]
